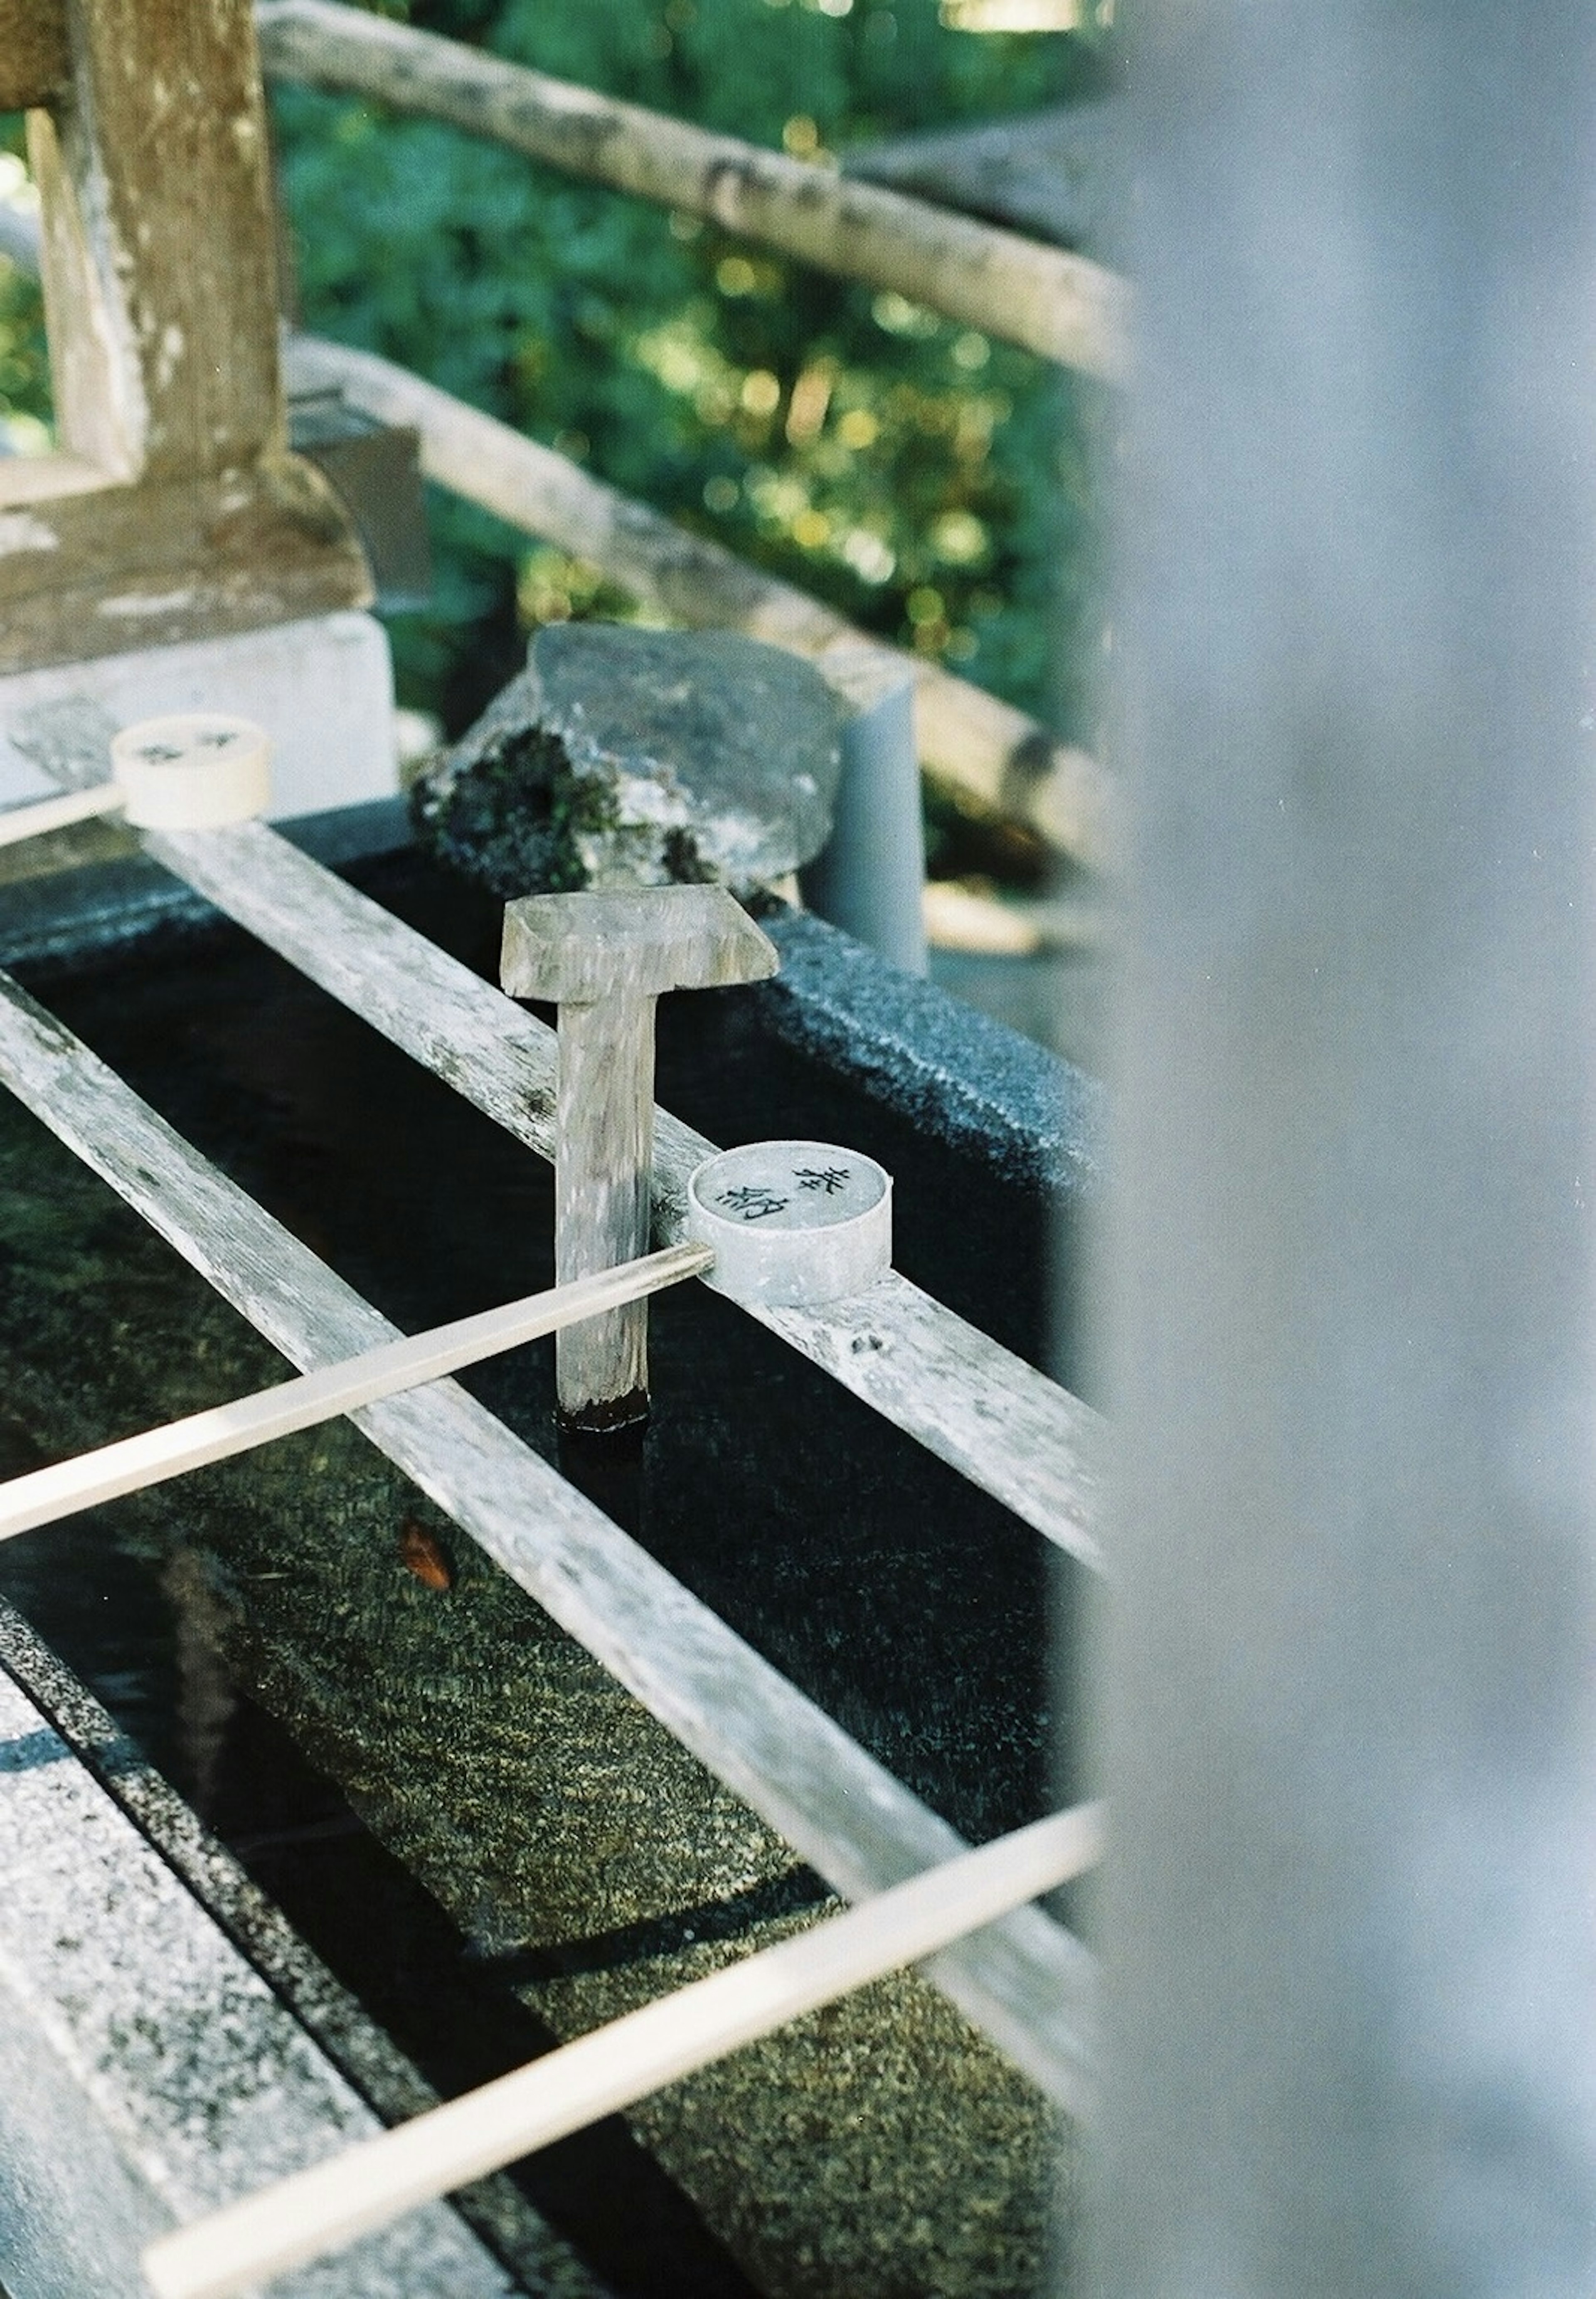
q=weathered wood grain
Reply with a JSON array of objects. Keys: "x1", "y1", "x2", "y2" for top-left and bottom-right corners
[
  {"x1": 145, "y1": 1802, "x2": 1105, "y2": 2299},
  {"x1": 0, "y1": 0, "x2": 67, "y2": 110},
  {"x1": 0, "y1": 1244, "x2": 709, "y2": 1540},
  {"x1": 134, "y1": 817, "x2": 1103, "y2": 1564},
  {"x1": 255, "y1": 0, "x2": 1130, "y2": 380},
  {"x1": 283, "y1": 331, "x2": 1116, "y2": 867},
  {"x1": 0, "y1": 466, "x2": 370, "y2": 676},
  {"x1": 504, "y1": 886, "x2": 779, "y2": 1424},
  {"x1": 553, "y1": 993, "x2": 655, "y2": 1423},
  {"x1": 0, "y1": 965, "x2": 1096, "y2": 2109},
  {"x1": 31, "y1": 0, "x2": 282, "y2": 480}
]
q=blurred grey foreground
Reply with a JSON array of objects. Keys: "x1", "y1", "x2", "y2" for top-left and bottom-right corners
[{"x1": 1086, "y1": 3, "x2": 1596, "y2": 2294}]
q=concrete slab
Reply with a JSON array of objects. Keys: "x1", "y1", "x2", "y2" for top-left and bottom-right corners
[
  {"x1": 0, "y1": 1600, "x2": 613, "y2": 2299},
  {"x1": 0, "y1": 614, "x2": 398, "y2": 822},
  {"x1": 0, "y1": 1668, "x2": 520, "y2": 2299}
]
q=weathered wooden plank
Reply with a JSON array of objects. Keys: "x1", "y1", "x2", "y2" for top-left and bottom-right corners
[
  {"x1": 283, "y1": 332, "x2": 1115, "y2": 870},
  {"x1": 30, "y1": 0, "x2": 283, "y2": 479},
  {"x1": 146, "y1": 1802, "x2": 1106, "y2": 2299},
  {"x1": 0, "y1": 0, "x2": 68, "y2": 111},
  {"x1": 3, "y1": 0, "x2": 369, "y2": 669},
  {"x1": 0, "y1": 965, "x2": 1097, "y2": 2108},
  {"x1": 550, "y1": 992, "x2": 655, "y2": 1424},
  {"x1": 0, "y1": 1244, "x2": 710, "y2": 1541},
  {"x1": 138, "y1": 816, "x2": 1104, "y2": 1565},
  {"x1": 255, "y1": 0, "x2": 1131, "y2": 381},
  {"x1": 0, "y1": 467, "x2": 370, "y2": 675}
]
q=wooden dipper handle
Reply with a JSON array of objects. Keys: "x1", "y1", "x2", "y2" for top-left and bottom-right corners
[{"x1": 500, "y1": 885, "x2": 777, "y2": 1428}]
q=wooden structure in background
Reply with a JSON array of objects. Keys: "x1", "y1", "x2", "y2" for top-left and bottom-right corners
[
  {"x1": 0, "y1": 0, "x2": 368, "y2": 676},
  {"x1": 253, "y1": 0, "x2": 1129, "y2": 380}
]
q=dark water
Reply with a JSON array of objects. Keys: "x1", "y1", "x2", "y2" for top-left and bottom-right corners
[{"x1": 0, "y1": 852, "x2": 1081, "y2": 2297}]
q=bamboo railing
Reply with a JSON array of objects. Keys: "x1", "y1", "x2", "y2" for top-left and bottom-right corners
[
  {"x1": 254, "y1": 0, "x2": 1130, "y2": 381},
  {"x1": 285, "y1": 332, "x2": 1117, "y2": 864}
]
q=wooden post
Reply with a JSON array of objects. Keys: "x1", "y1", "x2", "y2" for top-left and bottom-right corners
[
  {"x1": 254, "y1": 0, "x2": 1130, "y2": 380},
  {"x1": 0, "y1": 1, "x2": 69, "y2": 111},
  {"x1": 501, "y1": 887, "x2": 777, "y2": 1429},
  {"x1": 0, "y1": 0, "x2": 369, "y2": 674}
]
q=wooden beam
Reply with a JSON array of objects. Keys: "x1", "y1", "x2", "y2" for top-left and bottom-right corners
[
  {"x1": 145, "y1": 1802, "x2": 1106, "y2": 2299},
  {"x1": 0, "y1": 963, "x2": 1097, "y2": 2107},
  {"x1": 255, "y1": 0, "x2": 1130, "y2": 381},
  {"x1": 0, "y1": 0, "x2": 68, "y2": 111},
  {"x1": 285, "y1": 332, "x2": 1116, "y2": 866},
  {"x1": 0, "y1": 463, "x2": 370, "y2": 675},
  {"x1": 32, "y1": 0, "x2": 284, "y2": 478}
]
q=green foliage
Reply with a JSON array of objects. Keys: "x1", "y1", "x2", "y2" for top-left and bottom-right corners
[
  {"x1": 0, "y1": 135, "x2": 50, "y2": 456},
  {"x1": 0, "y1": 17, "x2": 1115, "y2": 758},
  {"x1": 271, "y1": 0, "x2": 1113, "y2": 740}
]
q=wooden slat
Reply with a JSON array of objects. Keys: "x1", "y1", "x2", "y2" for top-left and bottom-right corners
[
  {"x1": 145, "y1": 1802, "x2": 1105, "y2": 2299},
  {"x1": 255, "y1": 0, "x2": 1130, "y2": 381},
  {"x1": 0, "y1": 1244, "x2": 709, "y2": 1542},
  {"x1": 141, "y1": 817, "x2": 1105, "y2": 1567},
  {"x1": 0, "y1": 965, "x2": 1097, "y2": 2109},
  {"x1": 283, "y1": 331, "x2": 1115, "y2": 867}
]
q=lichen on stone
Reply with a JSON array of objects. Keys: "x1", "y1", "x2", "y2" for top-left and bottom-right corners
[{"x1": 411, "y1": 623, "x2": 845, "y2": 900}]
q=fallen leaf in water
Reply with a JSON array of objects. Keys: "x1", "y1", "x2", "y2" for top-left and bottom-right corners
[{"x1": 399, "y1": 1518, "x2": 453, "y2": 1591}]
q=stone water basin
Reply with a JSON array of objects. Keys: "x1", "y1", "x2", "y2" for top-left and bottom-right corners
[{"x1": 0, "y1": 816, "x2": 1101, "y2": 2299}]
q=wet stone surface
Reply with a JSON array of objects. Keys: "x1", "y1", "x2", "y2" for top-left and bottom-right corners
[
  {"x1": 0, "y1": 853, "x2": 1085, "y2": 2298},
  {"x1": 412, "y1": 625, "x2": 846, "y2": 899}
]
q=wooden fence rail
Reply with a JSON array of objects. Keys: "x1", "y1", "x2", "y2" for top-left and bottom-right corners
[
  {"x1": 285, "y1": 332, "x2": 1117, "y2": 866},
  {"x1": 255, "y1": 0, "x2": 1131, "y2": 381}
]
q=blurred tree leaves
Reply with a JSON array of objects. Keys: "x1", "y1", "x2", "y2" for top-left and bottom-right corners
[
  {"x1": 273, "y1": 0, "x2": 1114, "y2": 741},
  {"x1": 0, "y1": 145, "x2": 49, "y2": 456},
  {"x1": 1, "y1": 6, "x2": 1116, "y2": 759}
]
